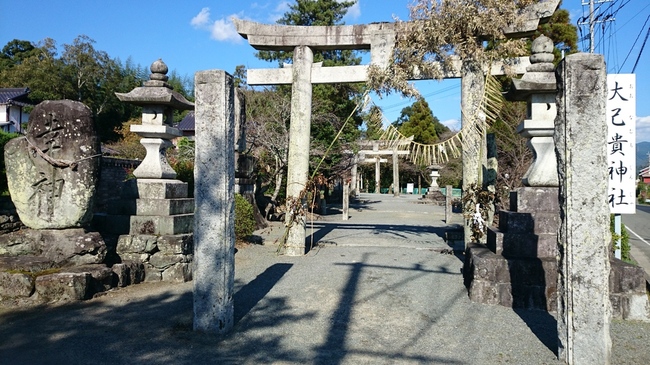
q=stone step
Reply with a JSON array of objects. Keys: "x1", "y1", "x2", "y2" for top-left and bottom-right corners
[
  {"x1": 130, "y1": 214, "x2": 194, "y2": 235},
  {"x1": 487, "y1": 227, "x2": 557, "y2": 258},
  {"x1": 498, "y1": 210, "x2": 559, "y2": 235}
]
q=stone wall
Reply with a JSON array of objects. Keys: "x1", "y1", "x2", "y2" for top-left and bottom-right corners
[{"x1": 95, "y1": 157, "x2": 140, "y2": 213}]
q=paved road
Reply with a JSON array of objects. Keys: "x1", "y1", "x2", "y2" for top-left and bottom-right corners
[{"x1": 621, "y1": 205, "x2": 650, "y2": 277}]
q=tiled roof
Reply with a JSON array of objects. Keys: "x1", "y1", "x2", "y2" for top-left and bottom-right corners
[
  {"x1": 0, "y1": 87, "x2": 31, "y2": 106},
  {"x1": 177, "y1": 111, "x2": 195, "y2": 131}
]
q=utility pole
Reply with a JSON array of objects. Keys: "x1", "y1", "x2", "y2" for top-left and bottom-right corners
[{"x1": 579, "y1": 0, "x2": 614, "y2": 53}]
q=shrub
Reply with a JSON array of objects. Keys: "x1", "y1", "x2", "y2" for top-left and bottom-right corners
[
  {"x1": 235, "y1": 194, "x2": 256, "y2": 240},
  {"x1": 610, "y1": 214, "x2": 632, "y2": 263}
]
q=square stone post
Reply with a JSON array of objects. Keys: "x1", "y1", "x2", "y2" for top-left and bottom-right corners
[
  {"x1": 193, "y1": 70, "x2": 236, "y2": 334},
  {"x1": 284, "y1": 45, "x2": 314, "y2": 256},
  {"x1": 555, "y1": 53, "x2": 611, "y2": 364},
  {"x1": 375, "y1": 157, "x2": 381, "y2": 194},
  {"x1": 392, "y1": 150, "x2": 400, "y2": 196},
  {"x1": 461, "y1": 62, "x2": 487, "y2": 247},
  {"x1": 342, "y1": 182, "x2": 349, "y2": 221}
]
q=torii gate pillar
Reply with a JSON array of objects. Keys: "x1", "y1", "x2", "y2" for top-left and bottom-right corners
[{"x1": 285, "y1": 45, "x2": 314, "y2": 256}]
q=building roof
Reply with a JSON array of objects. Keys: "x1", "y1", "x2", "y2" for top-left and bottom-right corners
[
  {"x1": 177, "y1": 111, "x2": 195, "y2": 131},
  {"x1": 0, "y1": 87, "x2": 31, "y2": 107},
  {"x1": 640, "y1": 166, "x2": 650, "y2": 178}
]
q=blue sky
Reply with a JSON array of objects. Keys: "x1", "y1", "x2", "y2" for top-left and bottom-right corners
[{"x1": 1, "y1": 0, "x2": 649, "y2": 141}]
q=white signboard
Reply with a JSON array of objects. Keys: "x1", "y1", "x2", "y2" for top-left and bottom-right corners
[{"x1": 607, "y1": 74, "x2": 636, "y2": 214}]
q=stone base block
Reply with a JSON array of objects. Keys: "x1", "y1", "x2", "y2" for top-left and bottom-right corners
[
  {"x1": 487, "y1": 227, "x2": 557, "y2": 258},
  {"x1": 35, "y1": 272, "x2": 91, "y2": 302},
  {"x1": 510, "y1": 187, "x2": 559, "y2": 213},
  {"x1": 144, "y1": 266, "x2": 162, "y2": 282},
  {"x1": 611, "y1": 293, "x2": 650, "y2": 321},
  {"x1": 111, "y1": 261, "x2": 145, "y2": 287},
  {"x1": 0, "y1": 255, "x2": 56, "y2": 272},
  {"x1": 124, "y1": 179, "x2": 188, "y2": 199},
  {"x1": 117, "y1": 235, "x2": 159, "y2": 255},
  {"x1": 0, "y1": 272, "x2": 35, "y2": 299},
  {"x1": 130, "y1": 214, "x2": 193, "y2": 235},
  {"x1": 464, "y1": 243, "x2": 558, "y2": 311},
  {"x1": 117, "y1": 234, "x2": 193, "y2": 256},
  {"x1": 135, "y1": 198, "x2": 194, "y2": 216},
  {"x1": 610, "y1": 259, "x2": 647, "y2": 293},
  {"x1": 498, "y1": 210, "x2": 559, "y2": 235},
  {"x1": 65, "y1": 264, "x2": 115, "y2": 294},
  {"x1": 162, "y1": 263, "x2": 192, "y2": 282}
]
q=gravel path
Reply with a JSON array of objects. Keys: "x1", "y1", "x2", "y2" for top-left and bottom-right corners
[{"x1": 0, "y1": 193, "x2": 648, "y2": 364}]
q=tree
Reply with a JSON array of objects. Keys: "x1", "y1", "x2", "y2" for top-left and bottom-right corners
[
  {"x1": 394, "y1": 97, "x2": 448, "y2": 144},
  {"x1": 256, "y1": 0, "x2": 363, "y2": 179},
  {"x1": 536, "y1": 8, "x2": 578, "y2": 63}
]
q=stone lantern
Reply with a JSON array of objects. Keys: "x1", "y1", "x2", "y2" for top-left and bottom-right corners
[
  {"x1": 113, "y1": 60, "x2": 195, "y2": 283},
  {"x1": 429, "y1": 165, "x2": 441, "y2": 189},
  {"x1": 115, "y1": 59, "x2": 194, "y2": 180},
  {"x1": 507, "y1": 35, "x2": 558, "y2": 187}
]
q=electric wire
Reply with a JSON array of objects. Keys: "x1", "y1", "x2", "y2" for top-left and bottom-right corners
[{"x1": 618, "y1": 13, "x2": 650, "y2": 72}]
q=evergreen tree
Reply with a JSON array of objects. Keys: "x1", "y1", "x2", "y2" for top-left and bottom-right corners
[{"x1": 394, "y1": 98, "x2": 448, "y2": 145}]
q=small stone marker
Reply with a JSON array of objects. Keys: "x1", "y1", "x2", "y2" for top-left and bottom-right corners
[
  {"x1": 554, "y1": 53, "x2": 611, "y2": 364},
  {"x1": 4, "y1": 100, "x2": 100, "y2": 229}
]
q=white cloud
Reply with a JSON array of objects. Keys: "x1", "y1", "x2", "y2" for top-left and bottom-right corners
[
  {"x1": 442, "y1": 118, "x2": 461, "y2": 132},
  {"x1": 211, "y1": 18, "x2": 241, "y2": 42},
  {"x1": 269, "y1": 1, "x2": 291, "y2": 22},
  {"x1": 637, "y1": 115, "x2": 650, "y2": 142},
  {"x1": 190, "y1": 8, "x2": 241, "y2": 43},
  {"x1": 191, "y1": 7, "x2": 211, "y2": 28},
  {"x1": 343, "y1": 1, "x2": 361, "y2": 20}
]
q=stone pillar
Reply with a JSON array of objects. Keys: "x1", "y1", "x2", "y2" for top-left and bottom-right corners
[
  {"x1": 392, "y1": 151, "x2": 400, "y2": 196},
  {"x1": 375, "y1": 157, "x2": 381, "y2": 194},
  {"x1": 342, "y1": 182, "x2": 349, "y2": 221},
  {"x1": 461, "y1": 61, "x2": 486, "y2": 247},
  {"x1": 445, "y1": 185, "x2": 453, "y2": 223},
  {"x1": 284, "y1": 45, "x2": 314, "y2": 256},
  {"x1": 193, "y1": 70, "x2": 236, "y2": 334},
  {"x1": 555, "y1": 53, "x2": 611, "y2": 364},
  {"x1": 351, "y1": 156, "x2": 358, "y2": 196}
]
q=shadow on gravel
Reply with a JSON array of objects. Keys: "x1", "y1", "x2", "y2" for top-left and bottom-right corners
[
  {"x1": 0, "y1": 265, "x2": 313, "y2": 364},
  {"x1": 313, "y1": 253, "x2": 465, "y2": 365},
  {"x1": 514, "y1": 309, "x2": 559, "y2": 356},
  {"x1": 234, "y1": 263, "x2": 292, "y2": 323}
]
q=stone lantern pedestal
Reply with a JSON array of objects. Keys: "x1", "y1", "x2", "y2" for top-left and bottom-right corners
[{"x1": 113, "y1": 59, "x2": 196, "y2": 282}]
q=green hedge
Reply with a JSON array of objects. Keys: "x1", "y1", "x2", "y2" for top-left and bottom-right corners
[{"x1": 235, "y1": 194, "x2": 256, "y2": 240}]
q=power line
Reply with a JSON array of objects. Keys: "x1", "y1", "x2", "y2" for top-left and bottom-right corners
[
  {"x1": 632, "y1": 25, "x2": 650, "y2": 72},
  {"x1": 618, "y1": 13, "x2": 650, "y2": 72}
]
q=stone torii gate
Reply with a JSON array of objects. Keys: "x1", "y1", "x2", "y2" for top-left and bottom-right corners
[
  {"x1": 192, "y1": 0, "x2": 561, "y2": 338},
  {"x1": 236, "y1": 20, "x2": 522, "y2": 256},
  {"x1": 234, "y1": 1, "x2": 558, "y2": 256},
  {"x1": 354, "y1": 139, "x2": 411, "y2": 195}
]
